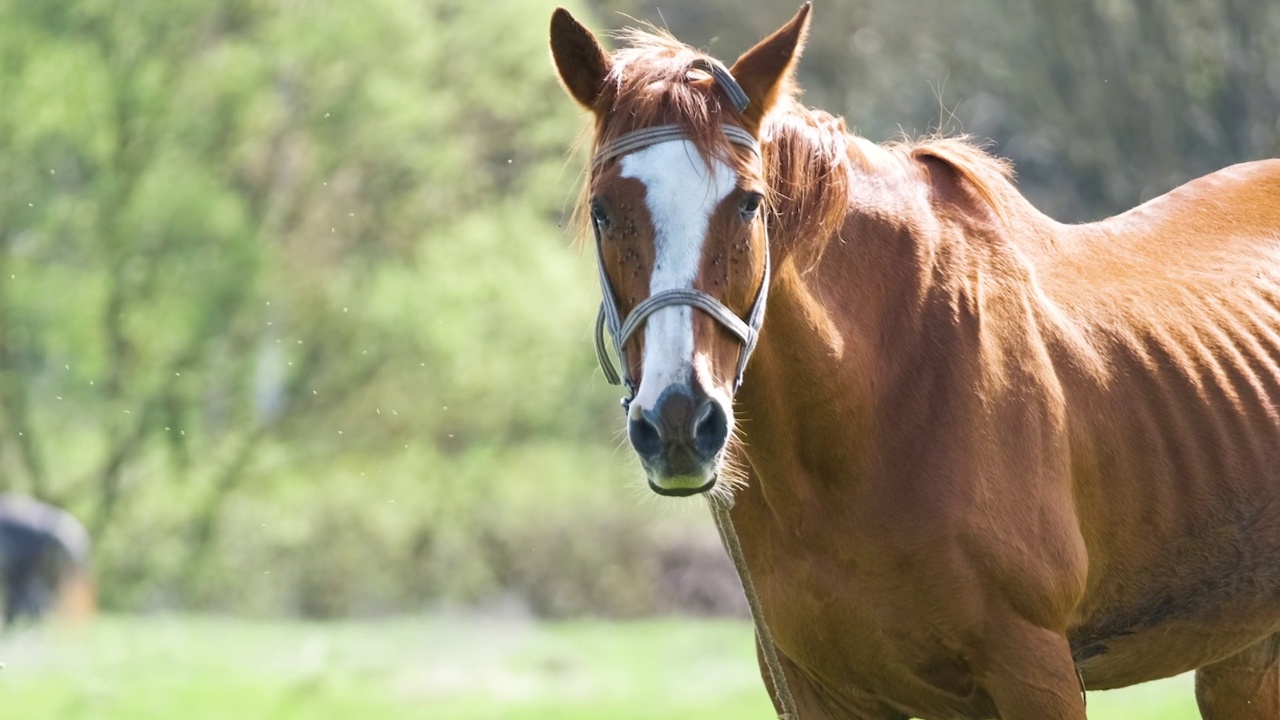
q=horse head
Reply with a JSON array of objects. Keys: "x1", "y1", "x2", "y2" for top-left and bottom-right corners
[{"x1": 550, "y1": 5, "x2": 811, "y2": 496}]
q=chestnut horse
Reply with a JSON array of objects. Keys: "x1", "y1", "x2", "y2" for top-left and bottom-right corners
[{"x1": 551, "y1": 4, "x2": 1280, "y2": 719}]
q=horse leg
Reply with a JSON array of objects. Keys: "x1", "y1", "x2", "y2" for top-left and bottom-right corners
[
  {"x1": 981, "y1": 618, "x2": 1087, "y2": 720},
  {"x1": 1196, "y1": 635, "x2": 1280, "y2": 719}
]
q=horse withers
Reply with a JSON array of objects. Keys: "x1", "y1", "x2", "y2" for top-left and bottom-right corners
[
  {"x1": 551, "y1": 4, "x2": 1280, "y2": 719},
  {"x1": 0, "y1": 495, "x2": 94, "y2": 628}
]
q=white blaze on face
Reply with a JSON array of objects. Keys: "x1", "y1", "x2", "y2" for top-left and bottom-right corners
[{"x1": 619, "y1": 140, "x2": 737, "y2": 417}]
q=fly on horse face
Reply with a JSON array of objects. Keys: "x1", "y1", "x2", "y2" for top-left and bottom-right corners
[{"x1": 550, "y1": 4, "x2": 1280, "y2": 719}]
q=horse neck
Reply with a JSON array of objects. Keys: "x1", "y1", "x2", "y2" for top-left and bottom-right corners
[
  {"x1": 732, "y1": 238, "x2": 906, "y2": 515},
  {"x1": 735, "y1": 158, "x2": 1057, "y2": 515}
]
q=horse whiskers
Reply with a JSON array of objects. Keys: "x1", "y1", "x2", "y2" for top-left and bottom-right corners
[
  {"x1": 706, "y1": 477, "x2": 739, "y2": 507},
  {"x1": 717, "y1": 460, "x2": 748, "y2": 495},
  {"x1": 630, "y1": 478, "x2": 691, "y2": 517},
  {"x1": 707, "y1": 440, "x2": 750, "y2": 506},
  {"x1": 609, "y1": 426, "x2": 632, "y2": 459}
]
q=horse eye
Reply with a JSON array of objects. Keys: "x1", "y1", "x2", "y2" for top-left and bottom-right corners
[
  {"x1": 590, "y1": 199, "x2": 612, "y2": 232},
  {"x1": 738, "y1": 192, "x2": 763, "y2": 221}
]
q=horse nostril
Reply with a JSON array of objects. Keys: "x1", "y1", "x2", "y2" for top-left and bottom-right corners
[
  {"x1": 692, "y1": 399, "x2": 728, "y2": 459},
  {"x1": 629, "y1": 412, "x2": 663, "y2": 461}
]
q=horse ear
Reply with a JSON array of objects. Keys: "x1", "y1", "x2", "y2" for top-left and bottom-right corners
[
  {"x1": 729, "y1": 3, "x2": 812, "y2": 133},
  {"x1": 550, "y1": 8, "x2": 613, "y2": 111}
]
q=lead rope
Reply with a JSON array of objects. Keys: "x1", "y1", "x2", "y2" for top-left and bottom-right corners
[{"x1": 710, "y1": 495, "x2": 799, "y2": 720}]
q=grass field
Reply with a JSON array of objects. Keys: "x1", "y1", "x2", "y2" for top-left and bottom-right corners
[{"x1": 0, "y1": 615, "x2": 1198, "y2": 719}]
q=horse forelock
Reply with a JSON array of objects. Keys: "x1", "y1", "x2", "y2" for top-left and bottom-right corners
[
  {"x1": 597, "y1": 30, "x2": 756, "y2": 168},
  {"x1": 569, "y1": 29, "x2": 763, "y2": 245},
  {"x1": 599, "y1": 28, "x2": 751, "y2": 145}
]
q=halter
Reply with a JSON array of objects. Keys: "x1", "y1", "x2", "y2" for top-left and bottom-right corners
[
  {"x1": 587, "y1": 65, "x2": 800, "y2": 720},
  {"x1": 590, "y1": 70, "x2": 770, "y2": 408}
]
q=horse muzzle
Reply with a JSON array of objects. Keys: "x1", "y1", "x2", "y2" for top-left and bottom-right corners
[{"x1": 628, "y1": 384, "x2": 729, "y2": 495}]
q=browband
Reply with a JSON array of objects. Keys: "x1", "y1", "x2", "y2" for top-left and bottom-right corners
[{"x1": 592, "y1": 123, "x2": 759, "y2": 173}]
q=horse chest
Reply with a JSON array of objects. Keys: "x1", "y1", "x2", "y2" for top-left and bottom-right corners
[{"x1": 757, "y1": 546, "x2": 997, "y2": 717}]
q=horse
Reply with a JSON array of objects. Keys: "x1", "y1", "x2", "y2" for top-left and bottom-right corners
[
  {"x1": 549, "y1": 4, "x2": 1280, "y2": 719},
  {"x1": 0, "y1": 495, "x2": 94, "y2": 628}
]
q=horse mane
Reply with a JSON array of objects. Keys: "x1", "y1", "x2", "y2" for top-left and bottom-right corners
[
  {"x1": 908, "y1": 138, "x2": 1017, "y2": 224},
  {"x1": 579, "y1": 26, "x2": 1021, "y2": 257},
  {"x1": 760, "y1": 111, "x2": 1019, "y2": 265},
  {"x1": 758, "y1": 99, "x2": 855, "y2": 264}
]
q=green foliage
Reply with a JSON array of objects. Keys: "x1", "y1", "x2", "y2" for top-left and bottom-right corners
[
  {"x1": 0, "y1": 0, "x2": 650, "y2": 615},
  {"x1": 1, "y1": 0, "x2": 1275, "y2": 618},
  {"x1": 594, "y1": 0, "x2": 1280, "y2": 220}
]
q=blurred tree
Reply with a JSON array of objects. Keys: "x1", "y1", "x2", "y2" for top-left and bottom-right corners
[
  {"x1": 0, "y1": 0, "x2": 633, "y2": 613},
  {"x1": 983, "y1": 0, "x2": 1280, "y2": 218},
  {"x1": 590, "y1": 0, "x2": 1280, "y2": 220},
  {"x1": 5, "y1": 0, "x2": 1269, "y2": 617}
]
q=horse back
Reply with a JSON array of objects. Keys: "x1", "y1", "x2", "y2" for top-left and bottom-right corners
[{"x1": 1034, "y1": 160, "x2": 1280, "y2": 684}]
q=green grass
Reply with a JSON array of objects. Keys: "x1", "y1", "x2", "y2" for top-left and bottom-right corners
[{"x1": 0, "y1": 615, "x2": 1198, "y2": 719}]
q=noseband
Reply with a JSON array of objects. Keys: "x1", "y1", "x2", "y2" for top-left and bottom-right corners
[{"x1": 591, "y1": 78, "x2": 770, "y2": 408}]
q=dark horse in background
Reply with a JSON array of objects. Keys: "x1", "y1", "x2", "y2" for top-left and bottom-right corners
[
  {"x1": 551, "y1": 3, "x2": 1280, "y2": 719},
  {"x1": 0, "y1": 495, "x2": 94, "y2": 628}
]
